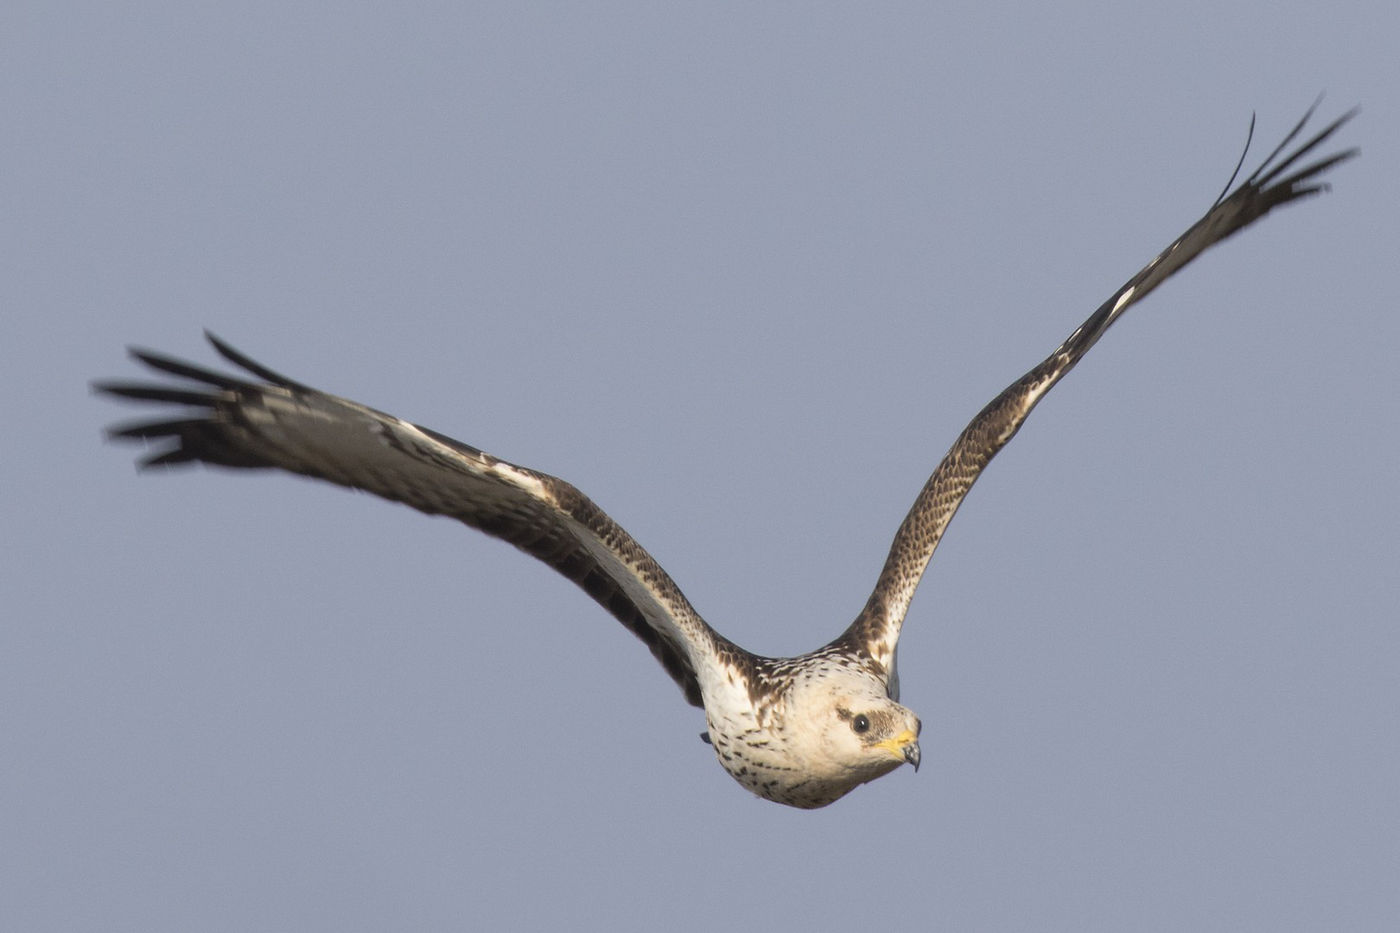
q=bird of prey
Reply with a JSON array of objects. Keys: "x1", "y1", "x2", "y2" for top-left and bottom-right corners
[{"x1": 97, "y1": 106, "x2": 1355, "y2": 808}]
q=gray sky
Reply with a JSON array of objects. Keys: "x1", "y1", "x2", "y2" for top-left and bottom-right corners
[{"x1": 5, "y1": 3, "x2": 1397, "y2": 931}]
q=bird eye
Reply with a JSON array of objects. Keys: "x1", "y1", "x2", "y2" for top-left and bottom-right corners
[{"x1": 851, "y1": 714, "x2": 870, "y2": 734}]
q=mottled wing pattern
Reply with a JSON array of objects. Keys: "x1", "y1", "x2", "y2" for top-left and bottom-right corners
[
  {"x1": 839, "y1": 105, "x2": 1357, "y2": 674},
  {"x1": 96, "y1": 333, "x2": 733, "y2": 707}
]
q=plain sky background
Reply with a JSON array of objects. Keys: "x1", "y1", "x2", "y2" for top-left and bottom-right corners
[{"x1": 4, "y1": 3, "x2": 1397, "y2": 931}]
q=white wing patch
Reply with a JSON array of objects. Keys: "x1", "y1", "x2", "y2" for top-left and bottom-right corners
[{"x1": 388, "y1": 418, "x2": 553, "y2": 500}]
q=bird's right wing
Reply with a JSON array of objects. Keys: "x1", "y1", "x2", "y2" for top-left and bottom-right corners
[{"x1": 97, "y1": 333, "x2": 748, "y2": 707}]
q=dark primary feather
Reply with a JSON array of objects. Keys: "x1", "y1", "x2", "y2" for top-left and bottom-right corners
[{"x1": 835, "y1": 104, "x2": 1356, "y2": 668}]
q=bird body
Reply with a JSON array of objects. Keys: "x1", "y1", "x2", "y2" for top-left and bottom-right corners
[{"x1": 97, "y1": 106, "x2": 1355, "y2": 808}]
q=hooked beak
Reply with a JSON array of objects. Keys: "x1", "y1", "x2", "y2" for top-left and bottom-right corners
[{"x1": 876, "y1": 729, "x2": 921, "y2": 772}]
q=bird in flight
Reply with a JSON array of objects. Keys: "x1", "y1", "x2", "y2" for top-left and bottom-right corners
[{"x1": 98, "y1": 105, "x2": 1355, "y2": 808}]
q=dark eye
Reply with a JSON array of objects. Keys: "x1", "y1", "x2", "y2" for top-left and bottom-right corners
[{"x1": 851, "y1": 714, "x2": 870, "y2": 734}]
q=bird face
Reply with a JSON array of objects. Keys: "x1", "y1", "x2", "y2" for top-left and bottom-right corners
[
  {"x1": 814, "y1": 688, "x2": 922, "y2": 783},
  {"x1": 832, "y1": 701, "x2": 923, "y2": 774}
]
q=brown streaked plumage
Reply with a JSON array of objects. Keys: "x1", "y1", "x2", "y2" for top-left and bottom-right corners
[{"x1": 96, "y1": 105, "x2": 1355, "y2": 808}]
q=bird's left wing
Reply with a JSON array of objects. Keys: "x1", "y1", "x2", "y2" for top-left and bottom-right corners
[
  {"x1": 96, "y1": 333, "x2": 739, "y2": 707},
  {"x1": 837, "y1": 104, "x2": 1357, "y2": 677}
]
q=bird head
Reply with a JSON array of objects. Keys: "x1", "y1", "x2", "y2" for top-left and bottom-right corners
[{"x1": 770, "y1": 671, "x2": 922, "y2": 807}]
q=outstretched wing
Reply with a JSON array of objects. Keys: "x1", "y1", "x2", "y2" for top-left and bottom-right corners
[
  {"x1": 96, "y1": 333, "x2": 738, "y2": 707},
  {"x1": 839, "y1": 104, "x2": 1357, "y2": 675}
]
